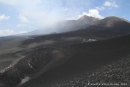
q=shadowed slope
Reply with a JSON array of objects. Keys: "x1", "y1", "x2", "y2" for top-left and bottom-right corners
[
  {"x1": 0, "y1": 34, "x2": 130, "y2": 87},
  {"x1": 20, "y1": 35, "x2": 130, "y2": 87}
]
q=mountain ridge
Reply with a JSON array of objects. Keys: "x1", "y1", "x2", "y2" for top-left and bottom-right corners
[{"x1": 26, "y1": 15, "x2": 130, "y2": 35}]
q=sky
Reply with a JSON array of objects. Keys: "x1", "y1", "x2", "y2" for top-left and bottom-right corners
[{"x1": 0, "y1": 0, "x2": 130, "y2": 36}]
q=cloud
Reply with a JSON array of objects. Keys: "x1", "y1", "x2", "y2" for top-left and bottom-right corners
[
  {"x1": 0, "y1": 0, "x2": 99, "y2": 34},
  {"x1": 0, "y1": 14, "x2": 10, "y2": 21},
  {"x1": 78, "y1": 9, "x2": 104, "y2": 19},
  {"x1": 0, "y1": 0, "x2": 41, "y2": 5},
  {"x1": 0, "y1": 0, "x2": 92, "y2": 27},
  {"x1": 17, "y1": 23, "x2": 27, "y2": 27},
  {"x1": 18, "y1": 15, "x2": 29, "y2": 23},
  {"x1": 0, "y1": 30, "x2": 27, "y2": 36},
  {"x1": 96, "y1": 6, "x2": 105, "y2": 10},
  {"x1": 0, "y1": 0, "x2": 19, "y2": 5},
  {"x1": 103, "y1": 1, "x2": 118, "y2": 7}
]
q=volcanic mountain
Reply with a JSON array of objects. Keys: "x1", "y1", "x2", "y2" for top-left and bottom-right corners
[
  {"x1": 0, "y1": 15, "x2": 130, "y2": 87},
  {"x1": 27, "y1": 15, "x2": 130, "y2": 36}
]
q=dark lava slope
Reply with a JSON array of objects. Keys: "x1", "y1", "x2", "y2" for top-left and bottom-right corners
[{"x1": 19, "y1": 34, "x2": 130, "y2": 87}]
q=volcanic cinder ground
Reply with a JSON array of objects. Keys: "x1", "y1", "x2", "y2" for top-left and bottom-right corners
[
  {"x1": 0, "y1": 33, "x2": 130, "y2": 87},
  {"x1": 19, "y1": 34, "x2": 130, "y2": 87}
]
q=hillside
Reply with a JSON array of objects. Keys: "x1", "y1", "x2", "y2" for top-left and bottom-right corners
[
  {"x1": 0, "y1": 34, "x2": 129, "y2": 87},
  {"x1": 19, "y1": 34, "x2": 130, "y2": 87},
  {"x1": 26, "y1": 15, "x2": 130, "y2": 35}
]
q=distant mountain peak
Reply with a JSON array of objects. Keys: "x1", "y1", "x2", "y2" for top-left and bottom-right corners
[
  {"x1": 78, "y1": 15, "x2": 101, "y2": 20},
  {"x1": 78, "y1": 15, "x2": 92, "y2": 20},
  {"x1": 96, "y1": 16, "x2": 130, "y2": 27},
  {"x1": 25, "y1": 15, "x2": 130, "y2": 35},
  {"x1": 76, "y1": 15, "x2": 100, "y2": 26},
  {"x1": 79, "y1": 15, "x2": 88, "y2": 19},
  {"x1": 104, "y1": 16, "x2": 130, "y2": 22}
]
